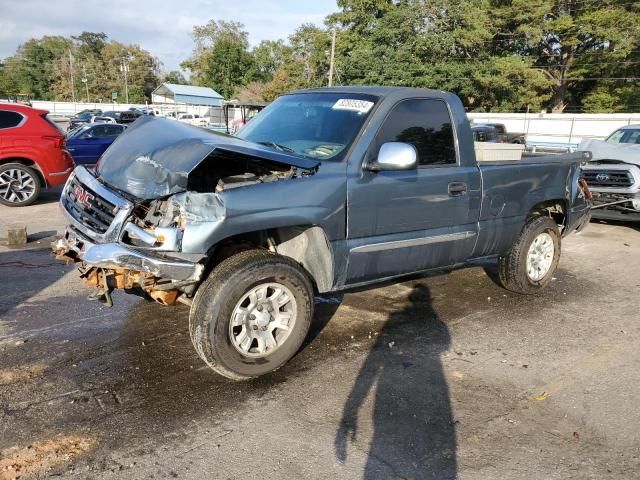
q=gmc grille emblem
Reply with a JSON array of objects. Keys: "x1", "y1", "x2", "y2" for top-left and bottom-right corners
[{"x1": 73, "y1": 185, "x2": 94, "y2": 208}]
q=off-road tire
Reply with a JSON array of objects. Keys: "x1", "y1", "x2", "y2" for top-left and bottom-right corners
[
  {"x1": 189, "y1": 250, "x2": 314, "y2": 380},
  {"x1": 498, "y1": 216, "x2": 561, "y2": 294},
  {"x1": 0, "y1": 163, "x2": 41, "y2": 207}
]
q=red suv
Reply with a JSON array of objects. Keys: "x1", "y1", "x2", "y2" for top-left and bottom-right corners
[{"x1": 0, "y1": 103, "x2": 74, "y2": 206}]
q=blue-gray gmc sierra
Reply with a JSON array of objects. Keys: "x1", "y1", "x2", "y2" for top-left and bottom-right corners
[{"x1": 54, "y1": 86, "x2": 591, "y2": 379}]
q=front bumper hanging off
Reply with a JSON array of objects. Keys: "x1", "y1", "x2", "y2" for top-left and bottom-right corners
[
  {"x1": 53, "y1": 230, "x2": 204, "y2": 306},
  {"x1": 53, "y1": 167, "x2": 204, "y2": 305},
  {"x1": 53, "y1": 228, "x2": 203, "y2": 282}
]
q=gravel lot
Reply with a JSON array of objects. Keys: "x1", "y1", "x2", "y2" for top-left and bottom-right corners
[{"x1": 0, "y1": 195, "x2": 639, "y2": 479}]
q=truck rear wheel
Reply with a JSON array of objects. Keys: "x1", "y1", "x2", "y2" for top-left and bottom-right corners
[
  {"x1": 498, "y1": 216, "x2": 561, "y2": 294},
  {"x1": 189, "y1": 250, "x2": 314, "y2": 380}
]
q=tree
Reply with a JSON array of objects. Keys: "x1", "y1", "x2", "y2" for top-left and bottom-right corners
[
  {"x1": 162, "y1": 70, "x2": 188, "y2": 85},
  {"x1": 252, "y1": 40, "x2": 290, "y2": 81},
  {"x1": 181, "y1": 20, "x2": 256, "y2": 98},
  {"x1": 494, "y1": 0, "x2": 640, "y2": 112},
  {"x1": 0, "y1": 33, "x2": 160, "y2": 102},
  {"x1": 232, "y1": 81, "x2": 268, "y2": 102},
  {"x1": 1, "y1": 36, "x2": 73, "y2": 100}
]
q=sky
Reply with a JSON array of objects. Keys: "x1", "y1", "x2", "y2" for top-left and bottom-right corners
[{"x1": 0, "y1": 0, "x2": 338, "y2": 71}]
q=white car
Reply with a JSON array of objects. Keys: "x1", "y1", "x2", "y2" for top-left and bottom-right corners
[
  {"x1": 176, "y1": 113, "x2": 209, "y2": 127},
  {"x1": 166, "y1": 111, "x2": 187, "y2": 121},
  {"x1": 580, "y1": 125, "x2": 640, "y2": 222},
  {"x1": 90, "y1": 115, "x2": 117, "y2": 124}
]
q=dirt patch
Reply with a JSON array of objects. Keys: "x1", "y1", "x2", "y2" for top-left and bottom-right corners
[
  {"x1": 0, "y1": 363, "x2": 47, "y2": 386},
  {"x1": 0, "y1": 434, "x2": 94, "y2": 480}
]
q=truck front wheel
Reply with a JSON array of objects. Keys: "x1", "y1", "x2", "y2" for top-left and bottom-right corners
[
  {"x1": 498, "y1": 216, "x2": 561, "y2": 294},
  {"x1": 189, "y1": 250, "x2": 314, "y2": 380}
]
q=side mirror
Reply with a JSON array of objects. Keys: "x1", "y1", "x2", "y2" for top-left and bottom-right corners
[{"x1": 366, "y1": 142, "x2": 417, "y2": 171}]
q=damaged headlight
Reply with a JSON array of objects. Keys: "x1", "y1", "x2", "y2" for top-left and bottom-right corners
[
  {"x1": 122, "y1": 222, "x2": 183, "y2": 251},
  {"x1": 120, "y1": 197, "x2": 186, "y2": 252},
  {"x1": 120, "y1": 192, "x2": 226, "y2": 253}
]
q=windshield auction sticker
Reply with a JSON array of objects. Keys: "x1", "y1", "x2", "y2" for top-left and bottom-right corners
[{"x1": 332, "y1": 99, "x2": 374, "y2": 114}]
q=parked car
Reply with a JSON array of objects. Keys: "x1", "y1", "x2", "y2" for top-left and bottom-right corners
[
  {"x1": 101, "y1": 110, "x2": 142, "y2": 124},
  {"x1": 471, "y1": 124, "x2": 501, "y2": 142},
  {"x1": 136, "y1": 107, "x2": 162, "y2": 116},
  {"x1": 166, "y1": 111, "x2": 187, "y2": 120},
  {"x1": 66, "y1": 123, "x2": 126, "y2": 166},
  {"x1": 68, "y1": 111, "x2": 96, "y2": 131},
  {"x1": 175, "y1": 113, "x2": 208, "y2": 127},
  {"x1": 580, "y1": 124, "x2": 640, "y2": 222},
  {"x1": 91, "y1": 116, "x2": 117, "y2": 124},
  {"x1": 76, "y1": 108, "x2": 103, "y2": 116},
  {"x1": 475, "y1": 123, "x2": 526, "y2": 144},
  {"x1": 67, "y1": 115, "x2": 117, "y2": 137},
  {"x1": 54, "y1": 87, "x2": 591, "y2": 379},
  {"x1": 0, "y1": 103, "x2": 74, "y2": 206}
]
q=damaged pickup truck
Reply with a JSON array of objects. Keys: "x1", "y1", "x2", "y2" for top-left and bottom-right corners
[{"x1": 54, "y1": 87, "x2": 591, "y2": 379}]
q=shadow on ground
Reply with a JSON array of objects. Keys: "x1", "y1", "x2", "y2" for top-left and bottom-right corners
[{"x1": 336, "y1": 284, "x2": 456, "y2": 479}]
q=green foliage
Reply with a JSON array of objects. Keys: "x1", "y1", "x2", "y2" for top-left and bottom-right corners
[
  {"x1": 0, "y1": 32, "x2": 160, "y2": 102},
  {"x1": 163, "y1": 70, "x2": 188, "y2": 85},
  {"x1": 252, "y1": 40, "x2": 290, "y2": 82},
  {"x1": 181, "y1": 20, "x2": 256, "y2": 98},
  {"x1": 3, "y1": 2, "x2": 639, "y2": 112}
]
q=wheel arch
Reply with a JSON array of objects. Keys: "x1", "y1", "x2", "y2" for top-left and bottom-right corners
[
  {"x1": 208, "y1": 225, "x2": 334, "y2": 293},
  {"x1": 526, "y1": 199, "x2": 567, "y2": 231},
  {"x1": 0, "y1": 157, "x2": 47, "y2": 187}
]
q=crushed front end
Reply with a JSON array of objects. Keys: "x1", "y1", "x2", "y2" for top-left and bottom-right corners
[{"x1": 53, "y1": 166, "x2": 205, "y2": 306}]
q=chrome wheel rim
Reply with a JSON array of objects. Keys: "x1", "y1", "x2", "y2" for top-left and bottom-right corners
[
  {"x1": 229, "y1": 282, "x2": 297, "y2": 358},
  {"x1": 0, "y1": 168, "x2": 36, "y2": 204},
  {"x1": 526, "y1": 232, "x2": 555, "y2": 281}
]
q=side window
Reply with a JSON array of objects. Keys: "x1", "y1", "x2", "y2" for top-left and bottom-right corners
[
  {"x1": 104, "y1": 125, "x2": 122, "y2": 136},
  {"x1": 0, "y1": 111, "x2": 24, "y2": 129},
  {"x1": 374, "y1": 99, "x2": 456, "y2": 166},
  {"x1": 624, "y1": 130, "x2": 640, "y2": 144},
  {"x1": 92, "y1": 126, "x2": 110, "y2": 138}
]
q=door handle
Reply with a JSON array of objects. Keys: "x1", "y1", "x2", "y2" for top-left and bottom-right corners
[{"x1": 448, "y1": 182, "x2": 467, "y2": 196}]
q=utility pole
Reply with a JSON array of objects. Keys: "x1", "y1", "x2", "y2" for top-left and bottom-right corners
[
  {"x1": 68, "y1": 50, "x2": 76, "y2": 103},
  {"x1": 120, "y1": 57, "x2": 129, "y2": 104},
  {"x1": 328, "y1": 29, "x2": 336, "y2": 87},
  {"x1": 81, "y1": 64, "x2": 89, "y2": 103}
]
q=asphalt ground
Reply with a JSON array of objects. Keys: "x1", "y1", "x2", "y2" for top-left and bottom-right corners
[{"x1": 0, "y1": 195, "x2": 639, "y2": 480}]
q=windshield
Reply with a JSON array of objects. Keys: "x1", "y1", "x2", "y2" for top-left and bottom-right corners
[
  {"x1": 236, "y1": 92, "x2": 378, "y2": 161},
  {"x1": 67, "y1": 125, "x2": 90, "y2": 139},
  {"x1": 606, "y1": 128, "x2": 640, "y2": 144}
]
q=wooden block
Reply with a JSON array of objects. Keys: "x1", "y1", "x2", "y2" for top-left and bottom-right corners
[{"x1": 6, "y1": 223, "x2": 27, "y2": 246}]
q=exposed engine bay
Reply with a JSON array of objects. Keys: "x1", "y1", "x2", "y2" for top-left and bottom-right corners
[
  {"x1": 188, "y1": 150, "x2": 300, "y2": 193},
  {"x1": 123, "y1": 151, "x2": 312, "y2": 239}
]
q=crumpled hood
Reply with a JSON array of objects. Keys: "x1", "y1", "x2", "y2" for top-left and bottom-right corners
[
  {"x1": 96, "y1": 116, "x2": 320, "y2": 200},
  {"x1": 579, "y1": 138, "x2": 640, "y2": 167}
]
